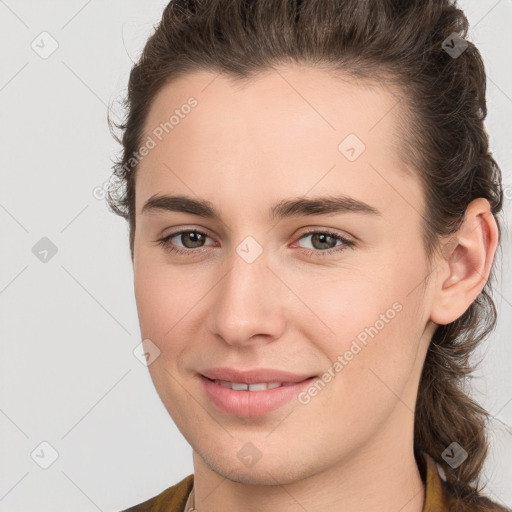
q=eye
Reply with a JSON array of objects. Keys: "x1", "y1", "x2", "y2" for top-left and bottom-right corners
[
  {"x1": 295, "y1": 229, "x2": 354, "y2": 257},
  {"x1": 156, "y1": 228, "x2": 355, "y2": 257},
  {"x1": 157, "y1": 229, "x2": 213, "y2": 256}
]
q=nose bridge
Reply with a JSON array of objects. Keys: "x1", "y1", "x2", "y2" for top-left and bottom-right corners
[{"x1": 210, "y1": 239, "x2": 285, "y2": 344}]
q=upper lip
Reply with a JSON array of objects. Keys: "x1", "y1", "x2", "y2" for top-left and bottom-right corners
[{"x1": 200, "y1": 367, "x2": 316, "y2": 384}]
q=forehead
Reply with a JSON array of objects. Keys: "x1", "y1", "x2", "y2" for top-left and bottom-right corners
[
  {"x1": 136, "y1": 65, "x2": 422, "y2": 220},
  {"x1": 143, "y1": 65, "x2": 404, "y2": 147}
]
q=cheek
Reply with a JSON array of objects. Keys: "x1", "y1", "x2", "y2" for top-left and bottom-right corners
[
  {"x1": 292, "y1": 267, "x2": 402, "y2": 343},
  {"x1": 134, "y1": 263, "x2": 198, "y2": 414},
  {"x1": 292, "y1": 258, "x2": 425, "y2": 395},
  {"x1": 294, "y1": 280, "x2": 422, "y2": 446},
  {"x1": 134, "y1": 259, "x2": 194, "y2": 343}
]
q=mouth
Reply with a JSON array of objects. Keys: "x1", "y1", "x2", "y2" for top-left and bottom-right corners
[
  {"x1": 199, "y1": 374, "x2": 318, "y2": 417},
  {"x1": 202, "y1": 375, "x2": 315, "y2": 391},
  {"x1": 198, "y1": 367, "x2": 318, "y2": 386}
]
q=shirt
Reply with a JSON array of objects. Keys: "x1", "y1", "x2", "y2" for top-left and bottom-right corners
[{"x1": 121, "y1": 451, "x2": 510, "y2": 511}]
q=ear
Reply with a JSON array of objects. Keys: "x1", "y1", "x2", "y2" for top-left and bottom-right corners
[{"x1": 429, "y1": 198, "x2": 500, "y2": 326}]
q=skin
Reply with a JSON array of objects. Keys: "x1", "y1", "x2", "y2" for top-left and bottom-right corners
[{"x1": 132, "y1": 65, "x2": 499, "y2": 512}]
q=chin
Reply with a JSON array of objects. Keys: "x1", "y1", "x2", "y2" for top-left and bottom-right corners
[{"x1": 199, "y1": 447, "x2": 313, "y2": 486}]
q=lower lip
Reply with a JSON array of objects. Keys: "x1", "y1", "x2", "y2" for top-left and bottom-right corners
[{"x1": 200, "y1": 375, "x2": 317, "y2": 417}]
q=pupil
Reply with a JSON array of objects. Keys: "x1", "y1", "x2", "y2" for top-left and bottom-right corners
[
  {"x1": 185, "y1": 232, "x2": 204, "y2": 248},
  {"x1": 313, "y1": 233, "x2": 335, "y2": 249}
]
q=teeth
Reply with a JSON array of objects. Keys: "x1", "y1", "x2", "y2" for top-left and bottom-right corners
[
  {"x1": 232, "y1": 382, "x2": 250, "y2": 391},
  {"x1": 214, "y1": 380, "x2": 283, "y2": 391},
  {"x1": 269, "y1": 382, "x2": 286, "y2": 388}
]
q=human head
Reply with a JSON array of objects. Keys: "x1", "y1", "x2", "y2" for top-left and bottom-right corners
[{"x1": 108, "y1": 0, "x2": 503, "y2": 500}]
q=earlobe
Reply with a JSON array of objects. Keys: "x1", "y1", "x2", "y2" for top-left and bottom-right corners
[{"x1": 429, "y1": 198, "x2": 499, "y2": 325}]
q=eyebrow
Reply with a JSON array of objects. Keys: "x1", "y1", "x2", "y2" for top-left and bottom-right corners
[{"x1": 141, "y1": 193, "x2": 382, "y2": 220}]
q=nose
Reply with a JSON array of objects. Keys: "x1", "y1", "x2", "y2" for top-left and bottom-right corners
[{"x1": 208, "y1": 246, "x2": 287, "y2": 347}]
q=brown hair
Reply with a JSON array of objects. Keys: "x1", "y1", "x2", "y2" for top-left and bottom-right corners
[{"x1": 107, "y1": 0, "x2": 507, "y2": 509}]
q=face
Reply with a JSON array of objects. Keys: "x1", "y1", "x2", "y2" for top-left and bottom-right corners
[{"x1": 133, "y1": 65, "x2": 438, "y2": 485}]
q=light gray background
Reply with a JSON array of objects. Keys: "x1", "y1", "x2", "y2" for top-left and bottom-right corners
[{"x1": 0, "y1": 1, "x2": 511, "y2": 511}]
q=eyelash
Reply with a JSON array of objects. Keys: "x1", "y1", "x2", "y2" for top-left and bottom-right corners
[{"x1": 156, "y1": 229, "x2": 355, "y2": 258}]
